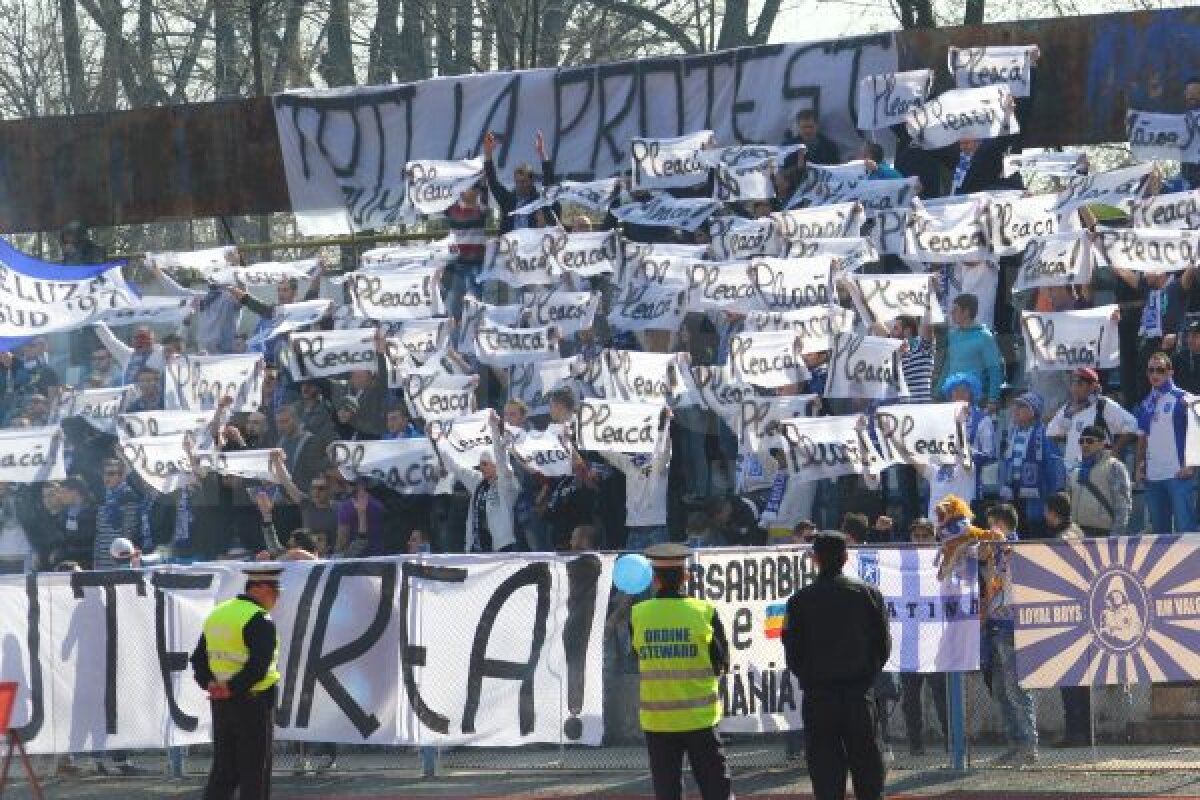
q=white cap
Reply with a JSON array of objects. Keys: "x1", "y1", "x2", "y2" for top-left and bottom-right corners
[{"x1": 109, "y1": 537, "x2": 136, "y2": 560}]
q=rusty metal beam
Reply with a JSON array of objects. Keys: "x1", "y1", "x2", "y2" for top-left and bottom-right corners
[{"x1": 0, "y1": 7, "x2": 1197, "y2": 235}]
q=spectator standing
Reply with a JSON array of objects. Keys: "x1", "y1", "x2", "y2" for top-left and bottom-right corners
[
  {"x1": 443, "y1": 183, "x2": 488, "y2": 319},
  {"x1": 999, "y1": 391, "x2": 1064, "y2": 538},
  {"x1": 335, "y1": 480, "x2": 387, "y2": 558},
  {"x1": 900, "y1": 518, "x2": 947, "y2": 757},
  {"x1": 125, "y1": 367, "x2": 164, "y2": 412},
  {"x1": 482, "y1": 131, "x2": 551, "y2": 234},
  {"x1": 1043, "y1": 493, "x2": 1093, "y2": 749},
  {"x1": 85, "y1": 348, "x2": 121, "y2": 388},
  {"x1": 301, "y1": 477, "x2": 339, "y2": 546},
  {"x1": 936, "y1": 294, "x2": 1004, "y2": 410},
  {"x1": 1046, "y1": 368, "x2": 1138, "y2": 469},
  {"x1": 1114, "y1": 267, "x2": 1190, "y2": 402},
  {"x1": 93, "y1": 323, "x2": 166, "y2": 386},
  {"x1": 1171, "y1": 320, "x2": 1200, "y2": 393},
  {"x1": 1067, "y1": 425, "x2": 1132, "y2": 538},
  {"x1": 92, "y1": 460, "x2": 146, "y2": 571},
  {"x1": 782, "y1": 532, "x2": 891, "y2": 800},
  {"x1": 296, "y1": 380, "x2": 337, "y2": 445},
  {"x1": 783, "y1": 110, "x2": 840, "y2": 165},
  {"x1": 599, "y1": 409, "x2": 673, "y2": 550},
  {"x1": 1135, "y1": 352, "x2": 1194, "y2": 534},
  {"x1": 1183, "y1": 77, "x2": 1200, "y2": 190}
]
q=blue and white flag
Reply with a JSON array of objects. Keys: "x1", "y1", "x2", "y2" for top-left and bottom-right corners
[{"x1": 1011, "y1": 536, "x2": 1200, "y2": 688}]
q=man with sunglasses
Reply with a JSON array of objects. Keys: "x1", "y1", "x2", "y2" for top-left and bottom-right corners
[
  {"x1": 1135, "y1": 354, "x2": 1194, "y2": 534},
  {"x1": 1047, "y1": 368, "x2": 1138, "y2": 469},
  {"x1": 1067, "y1": 425, "x2": 1132, "y2": 538}
]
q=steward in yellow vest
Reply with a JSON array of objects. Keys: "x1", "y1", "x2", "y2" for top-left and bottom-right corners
[
  {"x1": 630, "y1": 543, "x2": 733, "y2": 800},
  {"x1": 190, "y1": 567, "x2": 283, "y2": 800}
]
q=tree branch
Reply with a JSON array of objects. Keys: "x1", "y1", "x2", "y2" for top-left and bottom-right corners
[{"x1": 579, "y1": 0, "x2": 699, "y2": 54}]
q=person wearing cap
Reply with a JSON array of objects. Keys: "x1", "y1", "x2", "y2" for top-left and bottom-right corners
[
  {"x1": 782, "y1": 532, "x2": 891, "y2": 799},
  {"x1": 1066, "y1": 424, "x2": 1132, "y2": 538},
  {"x1": 998, "y1": 391, "x2": 1065, "y2": 539},
  {"x1": 1046, "y1": 367, "x2": 1137, "y2": 470},
  {"x1": 191, "y1": 567, "x2": 283, "y2": 800},
  {"x1": 1172, "y1": 319, "x2": 1200, "y2": 394},
  {"x1": 630, "y1": 542, "x2": 733, "y2": 800},
  {"x1": 1135, "y1": 352, "x2": 1194, "y2": 534},
  {"x1": 924, "y1": 373, "x2": 996, "y2": 520}
]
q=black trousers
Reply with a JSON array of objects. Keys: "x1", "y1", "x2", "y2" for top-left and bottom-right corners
[
  {"x1": 205, "y1": 688, "x2": 275, "y2": 800},
  {"x1": 1060, "y1": 686, "x2": 1093, "y2": 743},
  {"x1": 901, "y1": 672, "x2": 948, "y2": 751},
  {"x1": 803, "y1": 685, "x2": 885, "y2": 800},
  {"x1": 644, "y1": 727, "x2": 733, "y2": 800}
]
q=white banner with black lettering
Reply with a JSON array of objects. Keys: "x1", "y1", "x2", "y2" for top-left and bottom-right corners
[
  {"x1": 743, "y1": 306, "x2": 856, "y2": 354},
  {"x1": 1126, "y1": 111, "x2": 1200, "y2": 163},
  {"x1": 117, "y1": 433, "x2": 194, "y2": 493},
  {"x1": 459, "y1": 297, "x2": 522, "y2": 353},
  {"x1": 825, "y1": 178, "x2": 920, "y2": 214},
  {"x1": 1013, "y1": 231, "x2": 1093, "y2": 292},
  {"x1": 99, "y1": 295, "x2": 193, "y2": 328},
  {"x1": 519, "y1": 288, "x2": 599, "y2": 337},
  {"x1": 192, "y1": 448, "x2": 279, "y2": 484},
  {"x1": 843, "y1": 273, "x2": 942, "y2": 327},
  {"x1": 872, "y1": 402, "x2": 970, "y2": 469},
  {"x1": 508, "y1": 429, "x2": 574, "y2": 479},
  {"x1": 384, "y1": 318, "x2": 451, "y2": 365},
  {"x1": 784, "y1": 237, "x2": 878, "y2": 273},
  {"x1": 428, "y1": 411, "x2": 500, "y2": 476},
  {"x1": 709, "y1": 216, "x2": 783, "y2": 261},
  {"x1": 729, "y1": 332, "x2": 810, "y2": 389},
  {"x1": 608, "y1": 283, "x2": 689, "y2": 332},
  {"x1": 54, "y1": 386, "x2": 137, "y2": 433},
  {"x1": 687, "y1": 260, "x2": 766, "y2": 314},
  {"x1": 511, "y1": 178, "x2": 620, "y2": 217},
  {"x1": 147, "y1": 246, "x2": 237, "y2": 272},
  {"x1": 0, "y1": 259, "x2": 138, "y2": 338},
  {"x1": 117, "y1": 410, "x2": 216, "y2": 440},
  {"x1": 949, "y1": 46, "x2": 1036, "y2": 97},
  {"x1": 606, "y1": 350, "x2": 680, "y2": 406},
  {"x1": 482, "y1": 228, "x2": 563, "y2": 287},
  {"x1": 787, "y1": 162, "x2": 870, "y2": 208},
  {"x1": 772, "y1": 413, "x2": 884, "y2": 480},
  {"x1": 906, "y1": 86, "x2": 1018, "y2": 149},
  {"x1": 329, "y1": 437, "x2": 441, "y2": 494},
  {"x1": 857, "y1": 69, "x2": 932, "y2": 130},
  {"x1": 1003, "y1": 151, "x2": 1087, "y2": 178},
  {"x1": 907, "y1": 198, "x2": 989, "y2": 262},
  {"x1": 751, "y1": 257, "x2": 833, "y2": 310},
  {"x1": 824, "y1": 333, "x2": 908, "y2": 400},
  {"x1": 164, "y1": 353, "x2": 264, "y2": 413},
  {"x1": 509, "y1": 356, "x2": 585, "y2": 415},
  {"x1": 1092, "y1": 227, "x2": 1200, "y2": 274},
  {"x1": 712, "y1": 157, "x2": 776, "y2": 203},
  {"x1": 209, "y1": 260, "x2": 318, "y2": 288},
  {"x1": 1051, "y1": 162, "x2": 1157, "y2": 215},
  {"x1": 575, "y1": 400, "x2": 664, "y2": 456},
  {"x1": 286, "y1": 329, "x2": 378, "y2": 380},
  {"x1": 247, "y1": 299, "x2": 332, "y2": 349},
  {"x1": 403, "y1": 373, "x2": 478, "y2": 422},
  {"x1": 474, "y1": 323, "x2": 558, "y2": 368},
  {"x1": 548, "y1": 230, "x2": 621, "y2": 278},
  {"x1": 631, "y1": 131, "x2": 714, "y2": 190},
  {"x1": 610, "y1": 195, "x2": 721, "y2": 232},
  {"x1": 345, "y1": 267, "x2": 444, "y2": 321},
  {"x1": 0, "y1": 426, "x2": 65, "y2": 483},
  {"x1": 1021, "y1": 306, "x2": 1120, "y2": 372},
  {"x1": 1126, "y1": 189, "x2": 1200, "y2": 230},
  {"x1": 986, "y1": 192, "x2": 1079, "y2": 257},
  {"x1": 738, "y1": 395, "x2": 818, "y2": 457},
  {"x1": 773, "y1": 203, "x2": 865, "y2": 244},
  {"x1": 406, "y1": 158, "x2": 484, "y2": 215}
]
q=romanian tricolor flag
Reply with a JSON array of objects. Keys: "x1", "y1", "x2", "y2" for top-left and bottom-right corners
[{"x1": 764, "y1": 603, "x2": 787, "y2": 639}]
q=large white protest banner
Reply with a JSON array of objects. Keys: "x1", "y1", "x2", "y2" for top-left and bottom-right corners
[
  {"x1": 872, "y1": 402, "x2": 971, "y2": 469},
  {"x1": 273, "y1": 40, "x2": 898, "y2": 234},
  {"x1": 474, "y1": 323, "x2": 559, "y2": 368},
  {"x1": 519, "y1": 288, "x2": 599, "y2": 337},
  {"x1": 1092, "y1": 228, "x2": 1200, "y2": 274},
  {"x1": 857, "y1": 69, "x2": 932, "y2": 130},
  {"x1": 1051, "y1": 162, "x2": 1158, "y2": 215},
  {"x1": 986, "y1": 192, "x2": 1079, "y2": 257},
  {"x1": 687, "y1": 260, "x2": 767, "y2": 314},
  {"x1": 906, "y1": 86, "x2": 1018, "y2": 149},
  {"x1": 54, "y1": 386, "x2": 137, "y2": 434},
  {"x1": 163, "y1": 353, "x2": 264, "y2": 413},
  {"x1": 428, "y1": 410, "x2": 501, "y2": 476},
  {"x1": 0, "y1": 245, "x2": 139, "y2": 338},
  {"x1": 402, "y1": 373, "x2": 478, "y2": 422},
  {"x1": 1021, "y1": 306, "x2": 1120, "y2": 372},
  {"x1": 508, "y1": 429, "x2": 574, "y2": 478},
  {"x1": 482, "y1": 228, "x2": 563, "y2": 287},
  {"x1": 738, "y1": 395, "x2": 818, "y2": 456},
  {"x1": 606, "y1": 350, "x2": 681, "y2": 406},
  {"x1": 949, "y1": 46, "x2": 1036, "y2": 97},
  {"x1": 328, "y1": 437, "x2": 442, "y2": 494},
  {"x1": 773, "y1": 203, "x2": 865, "y2": 245},
  {"x1": 1126, "y1": 189, "x2": 1200, "y2": 230},
  {"x1": 1013, "y1": 231, "x2": 1094, "y2": 292},
  {"x1": 824, "y1": 333, "x2": 908, "y2": 400},
  {"x1": 384, "y1": 318, "x2": 451, "y2": 365},
  {"x1": 787, "y1": 162, "x2": 871, "y2": 208},
  {"x1": 709, "y1": 216, "x2": 783, "y2": 261},
  {"x1": 345, "y1": 266, "x2": 445, "y2": 321},
  {"x1": 630, "y1": 131, "x2": 714, "y2": 190},
  {"x1": 575, "y1": 400, "x2": 664, "y2": 455},
  {"x1": 406, "y1": 158, "x2": 484, "y2": 214},
  {"x1": 907, "y1": 198, "x2": 990, "y2": 262},
  {"x1": 286, "y1": 329, "x2": 379, "y2": 380},
  {"x1": 117, "y1": 433, "x2": 195, "y2": 493}
]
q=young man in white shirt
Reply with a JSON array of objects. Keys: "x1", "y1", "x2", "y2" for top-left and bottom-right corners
[
  {"x1": 600, "y1": 409, "x2": 673, "y2": 550},
  {"x1": 1135, "y1": 353, "x2": 1194, "y2": 534},
  {"x1": 1047, "y1": 367, "x2": 1138, "y2": 469}
]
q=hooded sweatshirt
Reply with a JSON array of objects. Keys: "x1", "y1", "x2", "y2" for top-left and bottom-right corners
[{"x1": 939, "y1": 323, "x2": 1004, "y2": 404}]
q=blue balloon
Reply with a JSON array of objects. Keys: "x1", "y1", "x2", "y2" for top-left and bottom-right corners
[{"x1": 613, "y1": 554, "x2": 653, "y2": 594}]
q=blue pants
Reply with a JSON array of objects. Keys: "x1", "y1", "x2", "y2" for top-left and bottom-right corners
[
  {"x1": 987, "y1": 626, "x2": 1036, "y2": 748},
  {"x1": 1146, "y1": 477, "x2": 1195, "y2": 534}
]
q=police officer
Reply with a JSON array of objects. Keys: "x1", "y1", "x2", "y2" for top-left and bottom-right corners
[
  {"x1": 190, "y1": 567, "x2": 283, "y2": 800},
  {"x1": 630, "y1": 543, "x2": 733, "y2": 800},
  {"x1": 782, "y1": 532, "x2": 891, "y2": 800}
]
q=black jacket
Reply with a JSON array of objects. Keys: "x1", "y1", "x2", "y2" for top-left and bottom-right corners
[{"x1": 782, "y1": 570, "x2": 891, "y2": 691}]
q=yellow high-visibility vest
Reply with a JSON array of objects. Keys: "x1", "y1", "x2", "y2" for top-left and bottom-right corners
[
  {"x1": 203, "y1": 597, "x2": 280, "y2": 694},
  {"x1": 631, "y1": 597, "x2": 721, "y2": 732}
]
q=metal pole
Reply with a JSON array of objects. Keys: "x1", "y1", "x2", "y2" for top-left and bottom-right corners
[{"x1": 947, "y1": 671, "x2": 967, "y2": 770}]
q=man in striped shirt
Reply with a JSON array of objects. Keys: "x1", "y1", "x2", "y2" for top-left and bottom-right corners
[{"x1": 894, "y1": 315, "x2": 934, "y2": 403}]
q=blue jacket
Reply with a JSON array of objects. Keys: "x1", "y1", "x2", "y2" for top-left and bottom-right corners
[
  {"x1": 940, "y1": 324, "x2": 1005, "y2": 404},
  {"x1": 999, "y1": 422, "x2": 1065, "y2": 524}
]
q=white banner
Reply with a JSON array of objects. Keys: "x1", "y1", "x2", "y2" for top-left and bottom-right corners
[
  {"x1": 824, "y1": 333, "x2": 908, "y2": 400},
  {"x1": 146, "y1": 246, "x2": 237, "y2": 272},
  {"x1": 575, "y1": 400, "x2": 664, "y2": 455},
  {"x1": 209, "y1": 260, "x2": 317, "y2": 288},
  {"x1": 610, "y1": 195, "x2": 721, "y2": 232},
  {"x1": 823, "y1": 178, "x2": 920, "y2": 213},
  {"x1": 509, "y1": 356, "x2": 585, "y2": 415},
  {"x1": 692, "y1": 364, "x2": 757, "y2": 422},
  {"x1": 508, "y1": 429, "x2": 574, "y2": 478},
  {"x1": 907, "y1": 198, "x2": 990, "y2": 262},
  {"x1": 687, "y1": 260, "x2": 767, "y2": 314},
  {"x1": 857, "y1": 69, "x2": 933, "y2": 130},
  {"x1": 192, "y1": 448, "x2": 279, "y2": 484},
  {"x1": 328, "y1": 437, "x2": 441, "y2": 494},
  {"x1": 729, "y1": 332, "x2": 810, "y2": 388},
  {"x1": 630, "y1": 130, "x2": 714, "y2": 190},
  {"x1": 384, "y1": 318, "x2": 451, "y2": 365},
  {"x1": 406, "y1": 158, "x2": 484, "y2": 215},
  {"x1": 511, "y1": 178, "x2": 620, "y2": 216},
  {"x1": 402, "y1": 373, "x2": 478, "y2": 422},
  {"x1": 117, "y1": 410, "x2": 216, "y2": 440},
  {"x1": 787, "y1": 161, "x2": 870, "y2": 208},
  {"x1": 712, "y1": 157, "x2": 776, "y2": 203},
  {"x1": 606, "y1": 350, "x2": 680, "y2": 406},
  {"x1": 345, "y1": 266, "x2": 444, "y2": 321},
  {"x1": 1092, "y1": 227, "x2": 1200, "y2": 274},
  {"x1": 459, "y1": 297, "x2": 522, "y2": 354},
  {"x1": 844, "y1": 273, "x2": 942, "y2": 327},
  {"x1": 1126, "y1": 189, "x2": 1200, "y2": 230},
  {"x1": 949, "y1": 45, "x2": 1036, "y2": 97},
  {"x1": 773, "y1": 203, "x2": 865, "y2": 244},
  {"x1": 608, "y1": 283, "x2": 689, "y2": 332},
  {"x1": 906, "y1": 86, "x2": 1018, "y2": 149},
  {"x1": 1003, "y1": 151, "x2": 1087, "y2": 178},
  {"x1": 117, "y1": 433, "x2": 194, "y2": 494},
  {"x1": 872, "y1": 402, "x2": 970, "y2": 469},
  {"x1": 0, "y1": 260, "x2": 138, "y2": 338},
  {"x1": 474, "y1": 323, "x2": 558, "y2": 368},
  {"x1": 547, "y1": 230, "x2": 621, "y2": 278},
  {"x1": 247, "y1": 299, "x2": 332, "y2": 349},
  {"x1": 519, "y1": 288, "x2": 599, "y2": 337},
  {"x1": 750, "y1": 257, "x2": 833, "y2": 310},
  {"x1": 1021, "y1": 306, "x2": 1120, "y2": 372},
  {"x1": 1013, "y1": 231, "x2": 1093, "y2": 292},
  {"x1": 0, "y1": 553, "x2": 612, "y2": 752},
  {"x1": 482, "y1": 228, "x2": 563, "y2": 287},
  {"x1": 1125, "y1": 110, "x2": 1200, "y2": 163},
  {"x1": 709, "y1": 216, "x2": 784, "y2": 261},
  {"x1": 163, "y1": 353, "x2": 264, "y2": 413},
  {"x1": 0, "y1": 426, "x2": 65, "y2": 483},
  {"x1": 99, "y1": 295, "x2": 193, "y2": 327},
  {"x1": 743, "y1": 306, "x2": 856, "y2": 354},
  {"x1": 54, "y1": 386, "x2": 137, "y2": 433},
  {"x1": 773, "y1": 413, "x2": 883, "y2": 479},
  {"x1": 1051, "y1": 162, "x2": 1157, "y2": 215},
  {"x1": 428, "y1": 411, "x2": 499, "y2": 476},
  {"x1": 738, "y1": 395, "x2": 817, "y2": 457},
  {"x1": 986, "y1": 192, "x2": 1079, "y2": 257},
  {"x1": 286, "y1": 329, "x2": 378, "y2": 380}
]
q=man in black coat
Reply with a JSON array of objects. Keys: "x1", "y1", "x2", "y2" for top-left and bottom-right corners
[{"x1": 782, "y1": 532, "x2": 891, "y2": 800}]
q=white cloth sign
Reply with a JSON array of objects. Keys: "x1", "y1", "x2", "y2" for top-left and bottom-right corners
[
  {"x1": 610, "y1": 195, "x2": 721, "y2": 232},
  {"x1": 743, "y1": 306, "x2": 856, "y2": 354},
  {"x1": 949, "y1": 46, "x2": 1036, "y2": 97},
  {"x1": 0, "y1": 426, "x2": 65, "y2": 483},
  {"x1": 824, "y1": 178, "x2": 920, "y2": 213},
  {"x1": 687, "y1": 261, "x2": 766, "y2": 314},
  {"x1": 630, "y1": 131, "x2": 714, "y2": 190},
  {"x1": 247, "y1": 299, "x2": 332, "y2": 348},
  {"x1": 0, "y1": 260, "x2": 138, "y2": 338},
  {"x1": 773, "y1": 203, "x2": 865, "y2": 243},
  {"x1": 328, "y1": 437, "x2": 441, "y2": 494},
  {"x1": 406, "y1": 158, "x2": 484, "y2": 215},
  {"x1": 192, "y1": 448, "x2": 279, "y2": 484},
  {"x1": 711, "y1": 157, "x2": 776, "y2": 203},
  {"x1": 608, "y1": 283, "x2": 689, "y2": 332},
  {"x1": 709, "y1": 216, "x2": 784, "y2": 261},
  {"x1": 787, "y1": 237, "x2": 879, "y2": 272},
  {"x1": 844, "y1": 273, "x2": 943, "y2": 326},
  {"x1": 906, "y1": 86, "x2": 1018, "y2": 149},
  {"x1": 907, "y1": 198, "x2": 989, "y2": 263},
  {"x1": 98, "y1": 296, "x2": 193, "y2": 327},
  {"x1": 209, "y1": 260, "x2": 317, "y2": 287},
  {"x1": 824, "y1": 333, "x2": 909, "y2": 400},
  {"x1": 510, "y1": 178, "x2": 620, "y2": 216},
  {"x1": 428, "y1": 411, "x2": 499, "y2": 476},
  {"x1": 473, "y1": 323, "x2": 558, "y2": 368},
  {"x1": 509, "y1": 356, "x2": 584, "y2": 415},
  {"x1": 606, "y1": 350, "x2": 688, "y2": 406},
  {"x1": 383, "y1": 318, "x2": 451, "y2": 365},
  {"x1": 692, "y1": 364, "x2": 758, "y2": 422},
  {"x1": 458, "y1": 297, "x2": 522, "y2": 353},
  {"x1": 117, "y1": 410, "x2": 215, "y2": 440},
  {"x1": 1021, "y1": 306, "x2": 1120, "y2": 372},
  {"x1": 519, "y1": 288, "x2": 599, "y2": 337},
  {"x1": 986, "y1": 193, "x2": 1079, "y2": 257},
  {"x1": 1003, "y1": 151, "x2": 1087, "y2": 177},
  {"x1": 146, "y1": 246, "x2": 237, "y2": 271},
  {"x1": 751, "y1": 257, "x2": 833, "y2": 310},
  {"x1": 54, "y1": 386, "x2": 137, "y2": 433},
  {"x1": 547, "y1": 230, "x2": 621, "y2": 278},
  {"x1": 787, "y1": 161, "x2": 871, "y2": 208},
  {"x1": 1126, "y1": 189, "x2": 1200, "y2": 230},
  {"x1": 345, "y1": 266, "x2": 444, "y2": 321},
  {"x1": 729, "y1": 332, "x2": 810, "y2": 388},
  {"x1": 1013, "y1": 231, "x2": 1094, "y2": 292},
  {"x1": 1051, "y1": 162, "x2": 1157, "y2": 215},
  {"x1": 286, "y1": 329, "x2": 378, "y2": 380},
  {"x1": 872, "y1": 402, "x2": 970, "y2": 469},
  {"x1": 117, "y1": 433, "x2": 194, "y2": 493},
  {"x1": 1092, "y1": 227, "x2": 1200, "y2": 274},
  {"x1": 482, "y1": 228, "x2": 563, "y2": 287},
  {"x1": 507, "y1": 429, "x2": 574, "y2": 478},
  {"x1": 866, "y1": 209, "x2": 911, "y2": 257},
  {"x1": 402, "y1": 373, "x2": 478, "y2": 422},
  {"x1": 1126, "y1": 110, "x2": 1200, "y2": 163},
  {"x1": 857, "y1": 69, "x2": 933, "y2": 130},
  {"x1": 738, "y1": 394, "x2": 817, "y2": 457},
  {"x1": 163, "y1": 353, "x2": 264, "y2": 413},
  {"x1": 575, "y1": 400, "x2": 664, "y2": 455},
  {"x1": 773, "y1": 413, "x2": 884, "y2": 479}
]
